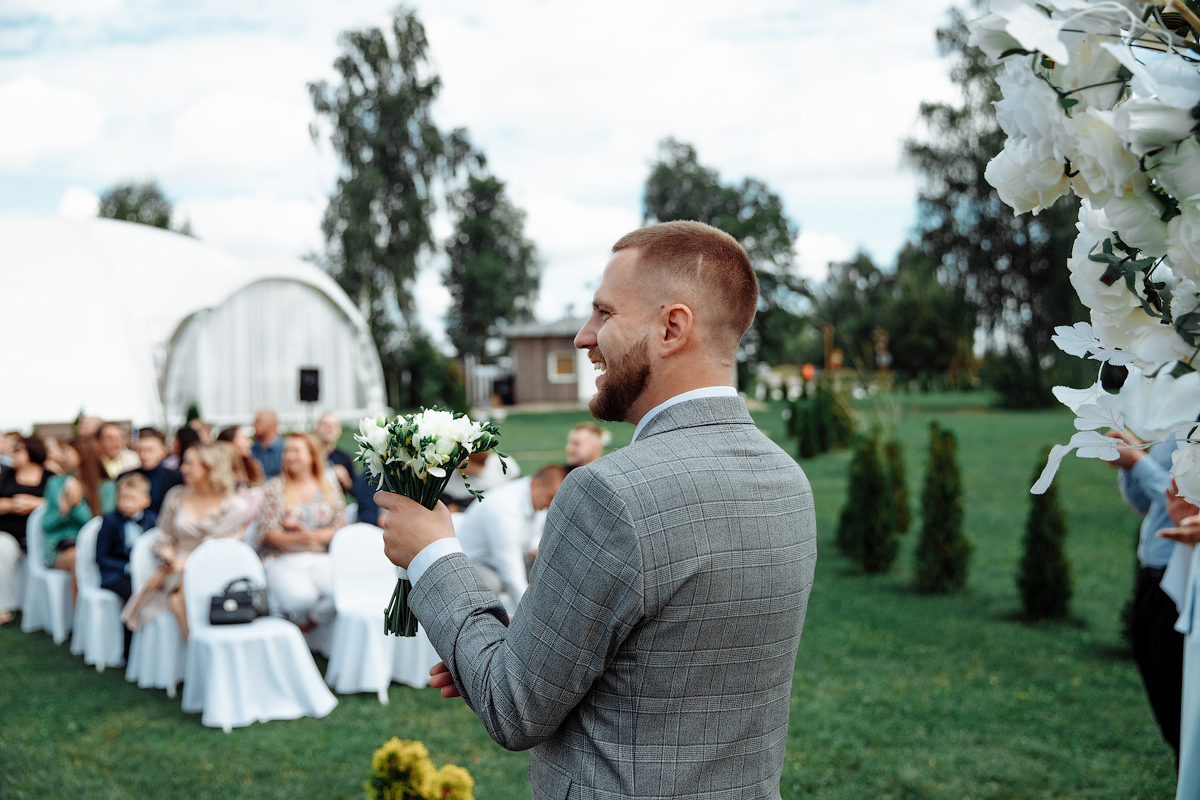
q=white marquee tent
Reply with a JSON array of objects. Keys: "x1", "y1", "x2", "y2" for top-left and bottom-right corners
[{"x1": 1, "y1": 217, "x2": 387, "y2": 432}]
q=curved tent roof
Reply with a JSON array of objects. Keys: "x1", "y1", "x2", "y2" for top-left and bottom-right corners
[{"x1": 1, "y1": 216, "x2": 386, "y2": 432}]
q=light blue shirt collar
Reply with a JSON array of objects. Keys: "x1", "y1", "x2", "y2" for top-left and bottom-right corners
[{"x1": 631, "y1": 386, "x2": 738, "y2": 443}]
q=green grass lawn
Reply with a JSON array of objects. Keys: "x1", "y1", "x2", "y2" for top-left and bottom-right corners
[{"x1": 1, "y1": 394, "x2": 1176, "y2": 798}]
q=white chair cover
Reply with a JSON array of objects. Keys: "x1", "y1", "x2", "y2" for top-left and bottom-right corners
[
  {"x1": 70, "y1": 517, "x2": 124, "y2": 670},
  {"x1": 343, "y1": 503, "x2": 358, "y2": 525},
  {"x1": 181, "y1": 539, "x2": 337, "y2": 731},
  {"x1": 393, "y1": 624, "x2": 441, "y2": 689},
  {"x1": 125, "y1": 530, "x2": 187, "y2": 697},
  {"x1": 324, "y1": 524, "x2": 398, "y2": 702},
  {"x1": 19, "y1": 506, "x2": 73, "y2": 643}
]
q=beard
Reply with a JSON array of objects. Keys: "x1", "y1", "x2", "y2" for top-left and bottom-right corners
[{"x1": 589, "y1": 338, "x2": 651, "y2": 423}]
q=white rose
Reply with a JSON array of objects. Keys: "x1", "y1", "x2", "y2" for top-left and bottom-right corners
[
  {"x1": 414, "y1": 409, "x2": 455, "y2": 442},
  {"x1": 1068, "y1": 110, "x2": 1145, "y2": 206},
  {"x1": 985, "y1": 140, "x2": 1070, "y2": 214},
  {"x1": 1174, "y1": 444, "x2": 1200, "y2": 507},
  {"x1": 1103, "y1": 193, "x2": 1168, "y2": 257},
  {"x1": 968, "y1": 12, "x2": 1022, "y2": 62},
  {"x1": 996, "y1": 68, "x2": 1074, "y2": 162},
  {"x1": 1054, "y1": 35, "x2": 1123, "y2": 113},
  {"x1": 1173, "y1": 275, "x2": 1200, "y2": 320},
  {"x1": 1112, "y1": 97, "x2": 1197, "y2": 156},
  {"x1": 1149, "y1": 137, "x2": 1200, "y2": 202},
  {"x1": 1168, "y1": 202, "x2": 1200, "y2": 282}
]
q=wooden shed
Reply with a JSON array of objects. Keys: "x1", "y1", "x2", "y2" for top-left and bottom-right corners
[{"x1": 504, "y1": 318, "x2": 595, "y2": 406}]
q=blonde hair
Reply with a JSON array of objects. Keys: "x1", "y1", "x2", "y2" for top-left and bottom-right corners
[
  {"x1": 282, "y1": 432, "x2": 339, "y2": 507},
  {"x1": 117, "y1": 472, "x2": 151, "y2": 495},
  {"x1": 192, "y1": 442, "x2": 236, "y2": 495}
]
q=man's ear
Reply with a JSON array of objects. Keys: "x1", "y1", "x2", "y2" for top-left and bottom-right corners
[{"x1": 660, "y1": 304, "x2": 694, "y2": 356}]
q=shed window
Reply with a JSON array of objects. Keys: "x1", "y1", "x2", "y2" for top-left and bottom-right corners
[{"x1": 548, "y1": 350, "x2": 576, "y2": 384}]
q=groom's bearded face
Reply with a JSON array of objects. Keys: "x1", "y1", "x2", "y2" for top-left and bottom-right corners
[{"x1": 588, "y1": 338, "x2": 650, "y2": 423}]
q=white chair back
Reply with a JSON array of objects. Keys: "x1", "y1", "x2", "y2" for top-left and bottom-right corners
[
  {"x1": 24, "y1": 505, "x2": 47, "y2": 575},
  {"x1": 73, "y1": 517, "x2": 104, "y2": 592},
  {"x1": 328, "y1": 523, "x2": 396, "y2": 608},
  {"x1": 129, "y1": 529, "x2": 160, "y2": 592},
  {"x1": 183, "y1": 539, "x2": 265, "y2": 634}
]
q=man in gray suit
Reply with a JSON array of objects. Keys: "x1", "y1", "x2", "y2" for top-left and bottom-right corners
[{"x1": 379, "y1": 220, "x2": 817, "y2": 798}]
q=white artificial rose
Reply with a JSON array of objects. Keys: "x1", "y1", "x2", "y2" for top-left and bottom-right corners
[
  {"x1": 990, "y1": 0, "x2": 1070, "y2": 64},
  {"x1": 968, "y1": 12, "x2": 1022, "y2": 62},
  {"x1": 1173, "y1": 276, "x2": 1200, "y2": 320},
  {"x1": 1068, "y1": 110, "x2": 1145, "y2": 206},
  {"x1": 996, "y1": 67, "x2": 1074, "y2": 161},
  {"x1": 1053, "y1": 35, "x2": 1123, "y2": 112},
  {"x1": 1112, "y1": 97, "x2": 1197, "y2": 156},
  {"x1": 1168, "y1": 202, "x2": 1200, "y2": 282},
  {"x1": 985, "y1": 140, "x2": 1070, "y2": 214},
  {"x1": 1103, "y1": 193, "x2": 1168, "y2": 257},
  {"x1": 1173, "y1": 444, "x2": 1200, "y2": 507},
  {"x1": 1149, "y1": 137, "x2": 1200, "y2": 202}
]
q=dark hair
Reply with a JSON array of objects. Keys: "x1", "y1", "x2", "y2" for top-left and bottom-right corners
[
  {"x1": 175, "y1": 426, "x2": 201, "y2": 460},
  {"x1": 22, "y1": 436, "x2": 46, "y2": 466},
  {"x1": 138, "y1": 427, "x2": 166, "y2": 444},
  {"x1": 98, "y1": 421, "x2": 124, "y2": 438},
  {"x1": 70, "y1": 437, "x2": 106, "y2": 516},
  {"x1": 216, "y1": 426, "x2": 238, "y2": 443}
]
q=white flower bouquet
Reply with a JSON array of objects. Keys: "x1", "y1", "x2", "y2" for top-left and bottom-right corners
[{"x1": 355, "y1": 408, "x2": 505, "y2": 636}]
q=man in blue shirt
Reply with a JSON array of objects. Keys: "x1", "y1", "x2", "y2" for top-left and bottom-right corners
[
  {"x1": 1112, "y1": 434, "x2": 1186, "y2": 766},
  {"x1": 251, "y1": 409, "x2": 283, "y2": 479}
]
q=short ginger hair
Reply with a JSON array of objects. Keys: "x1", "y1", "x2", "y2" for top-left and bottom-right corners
[{"x1": 612, "y1": 221, "x2": 758, "y2": 350}]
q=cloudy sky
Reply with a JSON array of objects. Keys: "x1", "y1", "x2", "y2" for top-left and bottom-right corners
[{"x1": 1, "y1": 0, "x2": 962, "y2": 341}]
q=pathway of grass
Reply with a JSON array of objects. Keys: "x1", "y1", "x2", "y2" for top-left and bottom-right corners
[{"x1": 1, "y1": 395, "x2": 1177, "y2": 798}]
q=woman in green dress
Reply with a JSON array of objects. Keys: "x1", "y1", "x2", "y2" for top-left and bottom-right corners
[{"x1": 42, "y1": 437, "x2": 115, "y2": 599}]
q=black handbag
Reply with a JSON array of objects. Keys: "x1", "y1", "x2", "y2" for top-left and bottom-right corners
[{"x1": 208, "y1": 578, "x2": 269, "y2": 625}]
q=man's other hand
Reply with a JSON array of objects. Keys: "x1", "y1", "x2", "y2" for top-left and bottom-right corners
[
  {"x1": 1167, "y1": 478, "x2": 1199, "y2": 526},
  {"x1": 1161, "y1": 514, "x2": 1200, "y2": 545},
  {"x1": 429, "y1": 661, "x2": 462, "y2": 699},
  {"x1": 375, "y1": 492, "x2": 455, "y2": 568}
]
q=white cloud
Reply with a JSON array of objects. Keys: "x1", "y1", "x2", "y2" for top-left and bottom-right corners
[
  {"x1": 57, "y1": 185, "x2": 99, "y2": 219},
  {"x1": 796, "y1": 231, "x2": 855, "y2": 283},
  {"x1": 175, "y1": 193, "x2": 324, "y2": 259},
  {"x1": 0, "y1": 77, "x2": 104, "y2": 169}
]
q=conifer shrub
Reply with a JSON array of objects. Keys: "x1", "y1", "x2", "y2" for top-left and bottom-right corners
[
  {"x1": 836, "y1": 428, "x2": 897, "y2": 572},
  {"x1": 1017, "y1": 449, "x2": 1072, "y2": 620},
  {"x1": 883, "y1": 436, "x2": 910, "y2": 536},
  {"x1": 793, "y1": 379, "x2": 854, "y2": 460},
  {"x1": 914, "y1": 422, "x2": 971, "y2": 593}
]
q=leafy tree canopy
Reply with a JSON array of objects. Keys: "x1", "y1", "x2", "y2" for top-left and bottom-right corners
[
  {"x1": 903, "y1": 3, "x2": 1086, "y2": 405},
  {"x1": 444, "y1": 174, "x2": 539, "y2": 363},
  {"x1": 98, "y1": 180, "x2": 192, "y2": 236}
]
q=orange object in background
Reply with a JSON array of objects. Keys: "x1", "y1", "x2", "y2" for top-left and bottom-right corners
[{"x1": 801, "y1": 363, "x2": 816, "y2": 381}]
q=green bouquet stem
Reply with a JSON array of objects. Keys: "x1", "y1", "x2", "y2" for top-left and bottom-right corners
[{"x1": 377, "y1": 466, "x2": 452, "y2": 638}]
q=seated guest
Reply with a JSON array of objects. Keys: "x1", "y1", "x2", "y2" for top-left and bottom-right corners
[
  {"x1": 255, "y1": 433, "x2": 345, "y2": 633},
  {"x1": 42, "y1": 437, "x2": 67, "y2": 475},
  {"x1": 251, "y1": 409, "x2": 284, "y2": 479},
  {"x1": 215, "y1": 441, "x2": 265, "y2": 526},
  {"x1": 565, "y1": 422, "x2": 607, "y2": 471},
  {"x1": 0, "y1": 436, "x2": 50, "y2": 626},
  {"x1": 122, "y1": 442, "x2": 248, "y2": 641},
  {"x1": 95, "y1": 472, "x2": 156, "y2": 604},
  {"x1": 314, "y1": 412, "x2": 355, "y2": 494},
  {"x1": 441, "y1": 451, "x2": 521, "y2": 512},
  {"x1": 162, "y1": 425, "x2": 201, "y2": 471},
  {"x1": 0, "y1": 431, "x2": 19, "y2": 469},
  {"x1": 76, "y1": 416, "x2": 103, "y2": 439},
  {"x1": 453, "y1": 463, "x2": 567, "y2": 611},
  {"x1": 42, "y1": 437, "x2": 115, "y2": 599},
  {"x1": 120, "y1": 428, "x2": 183, "y2": 517},
  {"x1": 216, "y1": 426, "x2": 264, "y2": 487},
  {"x1": 98, "y1": 422, "x2": 140, "y2": 479},
  {"x1": 188, "y1": 418, "x2": 213, "y2": 443},
  {"x1": 352, "y1": 470, "x2": 385, "y2": 527},
  {"x1": 95, "y1": 473, "x2": 155, "y2": 656}
]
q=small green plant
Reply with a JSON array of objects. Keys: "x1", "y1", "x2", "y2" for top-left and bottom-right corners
[
  {"x1": 836, "y1": 428, "x2": 898, "y2": 573},
  {"x1": 365, "y1": 738, "x2": 474, "y2": 800},
  {"x1": 1017, "y1": 448, "x2": 1073, "y2": 620},
  {"x1": 883, "y1": 436, "x2": 910, "y2": 536},
  {"x1": 914, "y1": 422, "x2": 971, "y2": 593},
  {"x1": 185, "y1": 403, "x2": 202, "y2": 423},
  {"x1": 794, "y1": 379, "x2": 854, "y2": 460}
]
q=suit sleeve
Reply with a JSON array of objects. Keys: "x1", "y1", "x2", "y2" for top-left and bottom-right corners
[{"x1": 408, "y1": 470, "x2": 643, "y2": 751}]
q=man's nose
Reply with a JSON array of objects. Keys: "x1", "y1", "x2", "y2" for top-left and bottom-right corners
[{"x1": 574, "y1": 323, "x2": 596, "y2": 349}]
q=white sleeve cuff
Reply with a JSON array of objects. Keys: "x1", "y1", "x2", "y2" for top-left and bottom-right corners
[{"x1": 407, "y1": 537, "x2": 465, "y2": 586}]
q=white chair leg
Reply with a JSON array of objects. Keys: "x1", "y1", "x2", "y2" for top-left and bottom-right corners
[
  {"x1": 222, "y1": 724, "x2": 232, "y2": 734},
  {"x1": 377, "y1": 686, "x2": 389, "y2": 705},
  {"x1": 167, "y1": 683, "x2": 177, "y2": 699},
  {"x1": 97, "y1": 662, "x2": 104, "y2": 674}
]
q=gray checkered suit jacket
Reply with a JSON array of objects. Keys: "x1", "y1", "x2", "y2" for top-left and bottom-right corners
[{"x1": 410, "y1": 395, "x2": 817, "y2": 798}]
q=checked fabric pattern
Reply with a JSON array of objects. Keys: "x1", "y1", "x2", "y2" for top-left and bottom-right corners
[{"x1": 410, "y1": 395, "x2": 818, "y2": 799}]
